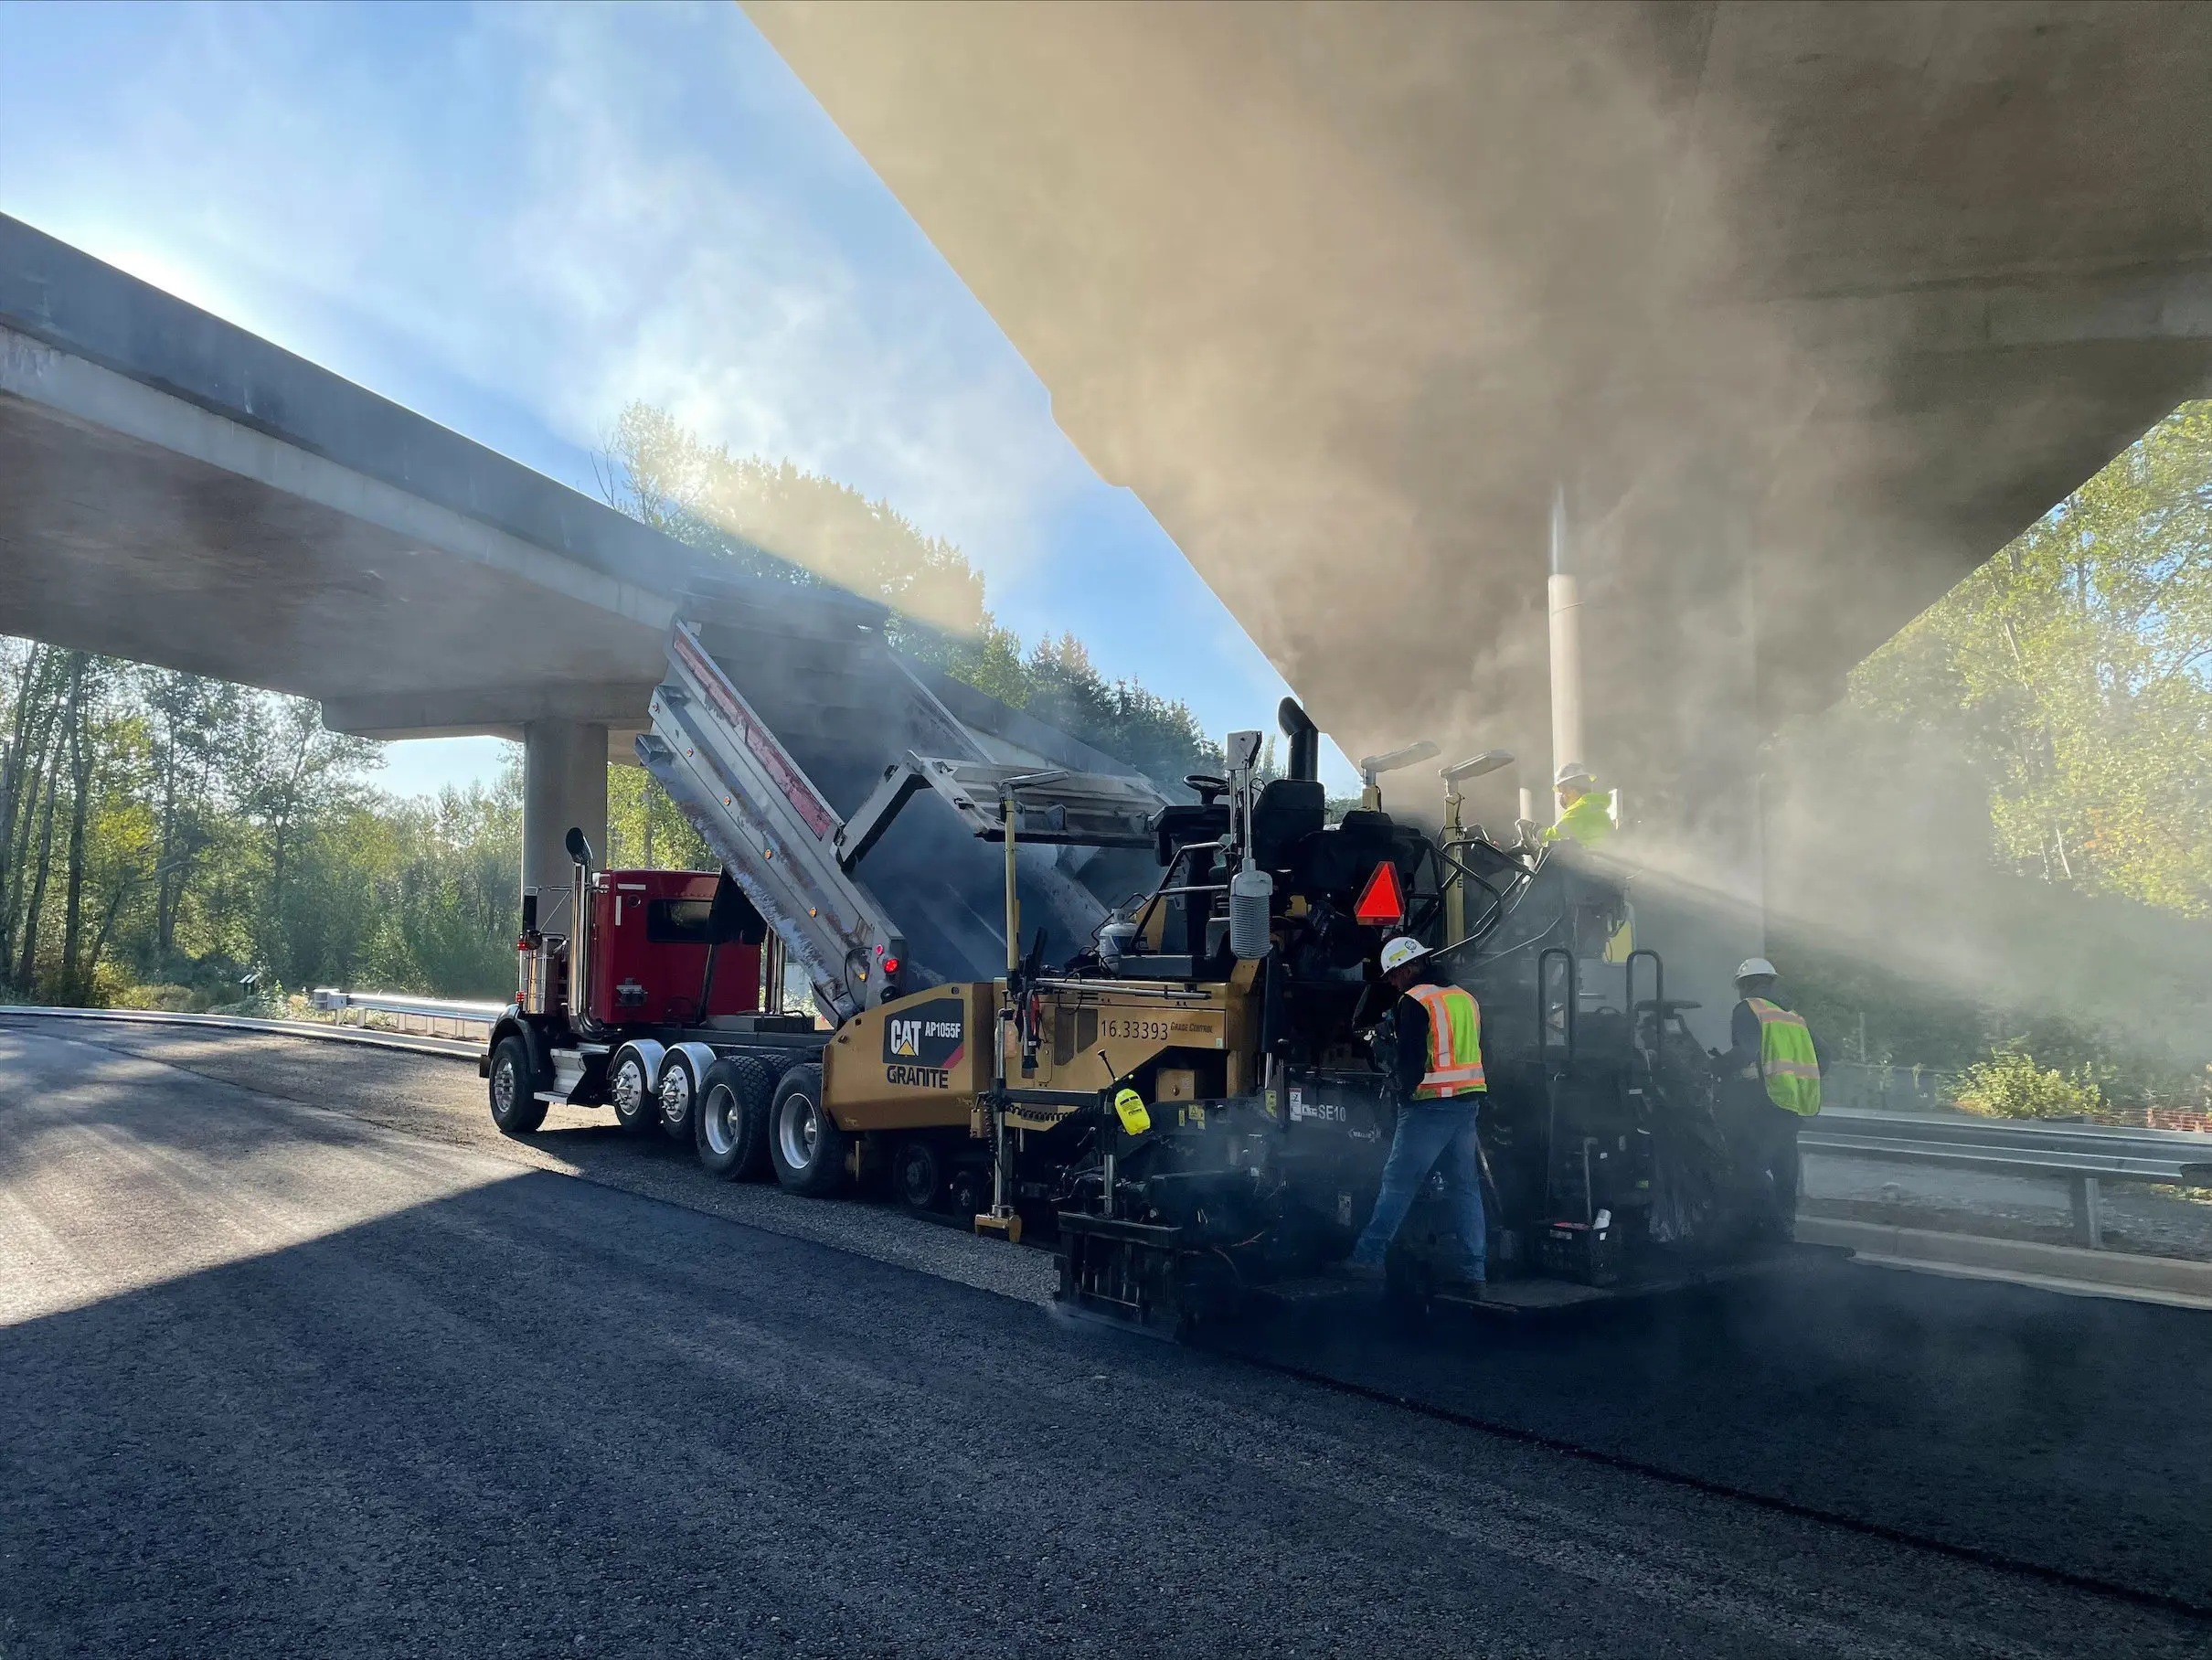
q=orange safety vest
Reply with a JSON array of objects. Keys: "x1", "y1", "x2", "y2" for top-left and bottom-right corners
[{"x1": 1406, "y1": 983, "x2": 1486, "y2": 1099}]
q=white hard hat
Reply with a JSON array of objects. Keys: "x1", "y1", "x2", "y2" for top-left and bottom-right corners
[
  {"x1": 1555, "y1": 761, "x2": 1593, "y2": 788},
  {"x1": 1735, "y1": 957, "x2": 1778, "y2": 981},
  {"x1": 1379, "y1": 936, "x2": 1431, "y2": 974}
]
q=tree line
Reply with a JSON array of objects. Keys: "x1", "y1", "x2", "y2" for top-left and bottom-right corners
[
  {"x1": 600, "y1": 403, "x2": 1228, "y2": 787},
  {"x1": 0, "y1": 644, "x2": 518, "y2": 1007}
]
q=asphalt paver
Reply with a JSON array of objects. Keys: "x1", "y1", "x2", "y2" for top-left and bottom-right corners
[{"x1": 1, "y1": 1019, "x2": 2206, "y2": 1656}]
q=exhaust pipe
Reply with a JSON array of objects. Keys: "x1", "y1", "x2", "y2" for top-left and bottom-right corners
[
  {"x1": 1277, "y1": 698, "x2": 1319, "y2": 782},
  {"x1": 565, "y1": 826, "x2": 596, "y2": 1029}
]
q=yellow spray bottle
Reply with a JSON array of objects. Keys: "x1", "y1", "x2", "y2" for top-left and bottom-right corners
[
  {"x1": 1099, "y1": 1049, "x2": 1151, "y2": 1134},
  {"x1": 1112, "y1": 1086, "x2": 1152, "y2": 1136}
]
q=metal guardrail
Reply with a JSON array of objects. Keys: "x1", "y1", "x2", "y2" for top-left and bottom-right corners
[
  {"x1": 1804, "y1": 1109, "x2": 2212, "y2": 1250},
  {"x1": 309, "y1": 988, "x2": 502, "y2": 1039},
  {"x1": 0, "y1": 1004, "x2": 480, "y2": 1060}
]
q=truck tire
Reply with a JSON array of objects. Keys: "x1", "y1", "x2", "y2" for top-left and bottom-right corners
[
  {"x1": 769, "y1": 1063, "x2": 847, "y2": 1197},
  {"x1": 695, "y1": 1055, "x2": 774, "y2": 1180},
  {"x1": 658, "y1": 1049, "x2": 701, "y2": 1143},
  {"x1": 487, "y1": 1035, "x2": 548, "y2": 1135},
  {"x1": 609, "y1": 1044, "x2": 659, "y2": 1137}
]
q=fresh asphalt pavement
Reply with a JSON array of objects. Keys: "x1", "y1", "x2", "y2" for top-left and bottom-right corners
[{"x1": 1, "y1": 1017, "x2": 2207, "y2": 1658}]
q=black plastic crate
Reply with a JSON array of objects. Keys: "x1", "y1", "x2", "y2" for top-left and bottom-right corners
[{"x1": 1535, "y1": 1218, "x2": 1622, "y2": 1286}]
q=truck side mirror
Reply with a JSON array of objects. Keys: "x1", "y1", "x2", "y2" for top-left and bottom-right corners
[{"x1": 564, "y1": 826, "x2": 594, "y2": 868}]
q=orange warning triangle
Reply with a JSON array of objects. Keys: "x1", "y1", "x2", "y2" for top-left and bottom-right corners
[{"x1": 1353, "y1": 860, "x2": 1406, "y2": 926}]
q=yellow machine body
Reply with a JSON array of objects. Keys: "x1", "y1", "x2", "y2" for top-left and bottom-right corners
[
  {"x1": 1005, "y1": 971, "x2": 1259, "y2": 1101},
  {"x1": 821, "y1": 973, "x2": 1262, "y2": 1133},
  {"x1": 821, "y1": 982, "x2": 996, "y2": 1131}
]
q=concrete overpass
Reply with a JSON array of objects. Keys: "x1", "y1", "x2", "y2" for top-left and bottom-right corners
[
  {"x1": 0, "y1": 211, "x2": 884, "y2": 902},
  {"x1": 747, "y1": 1, "x2": 2212, "y2": 863}
]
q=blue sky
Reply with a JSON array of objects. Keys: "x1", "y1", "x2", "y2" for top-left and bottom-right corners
[{"x1": 0, "y1": 1, "x2": 1354, "y2": 794}]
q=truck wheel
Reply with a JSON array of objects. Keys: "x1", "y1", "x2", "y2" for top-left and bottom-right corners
[
  {"x1": 609, "y1": 1044, "x2": 659, "y2": 1137},
  {"x1": 696, "y1": 1056, "x2": 774, "y2": 1180},
  {"x1": 894, "y1": 1136, "x2": 945, "y2": 1212},
  {"x1": 488, "y1": 1036, "x2": 548, "y2": 1135},
  {"x1": 658, "y1": 1050, "x2": 700, "y2": 1143},
  {"x1": 769, "y1": 1064, "x2": 846, "y2": 1197}
]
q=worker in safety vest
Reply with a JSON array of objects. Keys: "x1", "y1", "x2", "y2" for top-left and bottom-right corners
[
  {"x1": 1541, "y1": 762, "x2": 1615, "y2": 849},
  {"x1": 1339, "y1": 936, "x2": 1489, "y2": 1286},
  {"x1": 1718, "y1": 957, "x2": 1823, "y2": 1235}
]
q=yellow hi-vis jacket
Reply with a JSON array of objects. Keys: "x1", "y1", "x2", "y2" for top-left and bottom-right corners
[
  {"x1": 1542, "y1": 792, "x2": 1615, "y2": 849},
  {"x1": 1748, "y1": 997, "x2": 1822, "y2": 1116},
  {"x1": 1407, "y1": 983, "x2": 1485, "y2": 1099}
]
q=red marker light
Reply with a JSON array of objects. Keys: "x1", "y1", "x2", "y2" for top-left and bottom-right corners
[
  {"x1": 881, "y1": 956, "x2": 900, "y2": 975},
  {"x1": 1353, "y1": 860, "x2": 1407, "y2": 927}
]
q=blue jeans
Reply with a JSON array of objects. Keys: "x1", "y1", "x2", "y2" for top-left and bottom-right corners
[{"x1": 1350, "y1": 1100, "x2": 1486, "y2": 1278}]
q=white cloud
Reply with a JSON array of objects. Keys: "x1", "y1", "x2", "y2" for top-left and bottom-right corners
[
  {"x1": 2, "y1": 4, "x2": 1079, "y2": 586},
  {"x1": 460, "y1": 5, "x2": 1084, "y2": 580}
]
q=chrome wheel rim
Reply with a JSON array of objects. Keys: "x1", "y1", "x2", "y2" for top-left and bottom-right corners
[
  {"x1": 659, "y1": 1064, "x2": 693, "y2": 1128},
  {"x1": 492, "y1": 1059, "x2": 516, "y2": 1119},
  {"x1": 778, "y1": 1094, "x2": 818, "y2": 1171},
  {"x1": 702, "y1": 1083, "x2": 738, "y2": 1156},
  {"x1": 611, "y1": 1056, "x2": 646, "y2": 1121}
]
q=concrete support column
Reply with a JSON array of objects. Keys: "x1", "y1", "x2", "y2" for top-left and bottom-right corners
[{"x1": 521, "y1": 720, "x2": 607, "y2": 930}]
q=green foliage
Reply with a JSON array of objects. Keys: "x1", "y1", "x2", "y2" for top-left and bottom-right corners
[
  {"x1": 1951, "y1": 1048, "x2": 2104, "y2": 1121},
  {"x1": 973, "y1": 633, "x2": 1227, "y2": 785},
  {"x1": 1771, "y1": 401, "x2": 2212, "y2": 1111},
  {"x1": 601, "y1": 403, "x2": 1224, "y2": 788},
  {"x1": 1849, "y1": 400, "x2": 2212, "y2": 915},
  {"x1": 349, "y1": 782, "x2": 523, "y2": 995},
  {"x1": 608, "y1": 763, "x2": 711, "y2": 871},
  {"x1": 601, "y1": 402, "x2": 987, "y2": 635},
  {"x1": 0, "y1": 644, "x2": 527, "y2": 1006}
]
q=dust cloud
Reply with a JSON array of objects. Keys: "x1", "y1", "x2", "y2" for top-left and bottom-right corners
[
  {"x1": 747, "y1": 4, "x2": 2211, "y2": 1058},
  {"x1": 747, "y1": 4, "x2": 1925, "y2": 805}
]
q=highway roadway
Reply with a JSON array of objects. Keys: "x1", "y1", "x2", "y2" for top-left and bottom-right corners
[{"x1": 2, "y1": 1016, "x2": 2207, "y2": 1657}]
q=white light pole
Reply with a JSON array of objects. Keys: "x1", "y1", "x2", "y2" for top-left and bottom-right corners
[{"x1": 1547, "y1": 483, "x2": 1584, "y2": 823}]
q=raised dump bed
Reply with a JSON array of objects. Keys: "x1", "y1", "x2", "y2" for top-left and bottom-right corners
[{"x1": 635, "y1": 591, "x2": 1169, "y2": 1019}]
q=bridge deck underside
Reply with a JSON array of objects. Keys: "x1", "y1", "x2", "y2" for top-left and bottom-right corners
[
  {"x1": 748, "y1": 2, "x2": 2212, "y2": 787},
  {"x1": 0, "y1": 388, "x2": 663, "y2": 722}
]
